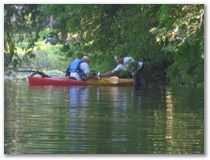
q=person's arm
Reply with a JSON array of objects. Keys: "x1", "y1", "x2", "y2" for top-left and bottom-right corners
[
  {"x1": 100, "y1": 70, "x2": 114, "y2": 77},
  {"x1": 100, "y1": 64, "x2": 123, "y2": 77},
  {"x1": 86, "y1": 72, "x2": 98, "y2": 79}
]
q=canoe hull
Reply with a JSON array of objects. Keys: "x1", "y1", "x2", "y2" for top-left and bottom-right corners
[{"x1": 28, "y1": 77, "x2": 133, "y2": 86}]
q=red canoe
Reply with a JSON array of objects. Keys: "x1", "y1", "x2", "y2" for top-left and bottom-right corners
[{"x1": 28, "y1": 77, "x2": 134, "y2": 86}]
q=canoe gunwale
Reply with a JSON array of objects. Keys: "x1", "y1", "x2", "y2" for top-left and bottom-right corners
[{"x1": 28, "y1": 77, "x2": 134, "y2": 86}]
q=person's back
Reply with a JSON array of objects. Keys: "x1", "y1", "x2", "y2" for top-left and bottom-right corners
[
  {"x1": 66, "y1": 56, "x2": 97, "y2": 80},
  {"x1": 123, "y1": 57, "x2": 134, "y2": 66},
  {"x1": 69, "y1": 58, "x2": 81, "y2": 72},
  {"x1": 66, "y1": 58, "x2": 82, "y2": 79}
]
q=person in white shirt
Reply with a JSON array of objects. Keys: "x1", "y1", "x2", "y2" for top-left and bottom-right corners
[{"x1": 100, "y1": 56, "x2": 144, "y2": 78}]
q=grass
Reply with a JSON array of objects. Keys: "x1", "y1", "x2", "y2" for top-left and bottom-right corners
[
  {"x1": 16, "y1": 40, "x2": 70, "y2": 75},
  {"x1": 15, "y1": 39, "x2": 116, "y2": 76}
]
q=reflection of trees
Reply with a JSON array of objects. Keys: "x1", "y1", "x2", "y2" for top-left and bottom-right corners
[
  {"x1": 164, "y1": 88, "x2": 204, "y2": 154},
  {"x1": 5, "y1": 81, "x2": 70, "y2": 153},
  {"x1": 5, "y1": 81, "x2": 204, "y2": 154},
  {"x1": 165, "y1": 88, "x2": 174, "y2": 153},
  {"x1": 132, "y1": 86, "x2": 204, "y2": 154},
  {"x1": 169, "y1": 88, "x2": 204, "y2": 154}
]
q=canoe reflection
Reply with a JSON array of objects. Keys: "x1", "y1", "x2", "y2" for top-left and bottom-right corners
[
  {"x1": 67, "y1": 86, "x2": 140, "y2": 109},
  {"x1": 68, "y1": 86, "x2": 89, "y2": 107}
]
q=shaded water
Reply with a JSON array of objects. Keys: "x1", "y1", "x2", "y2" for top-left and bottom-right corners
[{"x1": 4, "y1": 80, "x2": 204, "y2": 154}]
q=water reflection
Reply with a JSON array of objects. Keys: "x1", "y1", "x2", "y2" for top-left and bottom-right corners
[
  {"x1": 67, "y1": 87, "x2": 87, "y2": 152},
  {"x1": 4, "y1": 81, "x2": 204, "y2": 154},
  {"x1": 68, "y1": 87, "x2": 89, "y2": 107},
  {"x1": 165, "y1": 88, "x2": 174, "y2": 153},
  {"x1": 67, "y1": 86, "x2": 140, "y2": 153}
]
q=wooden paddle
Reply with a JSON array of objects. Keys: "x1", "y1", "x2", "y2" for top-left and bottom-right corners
[{"x1": 101, "y1": 76, "x2": 120, "y2": 84}]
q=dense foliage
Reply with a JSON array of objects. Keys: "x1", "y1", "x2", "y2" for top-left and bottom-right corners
[
  {"x1": 150, "y1": 5, "x2": 204, "y2": 86},
  {"x1": 4, "y1": 4, "x2": 204, "y2": 87},
  {"x1": 4, "y1": 4, "x2": 44, "y2": 67}
]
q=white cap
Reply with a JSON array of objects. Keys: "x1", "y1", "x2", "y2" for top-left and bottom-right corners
[{"x1": 82, "y1": 56, "x2": 91, "y2": 63}]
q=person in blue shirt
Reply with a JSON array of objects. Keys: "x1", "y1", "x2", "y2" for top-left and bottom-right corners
[{"x1": 66, "y1": 56, "x2": 98, "y2": 80}]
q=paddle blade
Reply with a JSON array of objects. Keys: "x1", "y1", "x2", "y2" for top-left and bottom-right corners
[{"x1": 102, "y1": 76, "x2": 119, "y2": 84}]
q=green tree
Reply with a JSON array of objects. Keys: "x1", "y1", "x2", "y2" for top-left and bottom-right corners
[
  {"x1": 150, "y1": 4, "x2": 204, "y2": 86},
  {"x1": 4, "y1": 4, "x2": 204, "y2": 87},
  {"x1": 4, "y1": 4, "x2": 44, "y2": 68}
]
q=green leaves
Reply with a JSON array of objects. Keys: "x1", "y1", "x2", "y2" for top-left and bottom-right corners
[
  {"x1": 4, "y1": 4, "x2": 204, "y2": 87},
  {"x1": 4, "y1": 4, "x2": 43, "y2": 68},
  {"x1": 149, "y1": 4, "x2": 204, "y2": 87},
  {"x1": 150, "y1": 5, "x2": 204, "y2": 49}
]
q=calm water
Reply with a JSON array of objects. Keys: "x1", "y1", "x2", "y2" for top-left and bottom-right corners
[{"x1": 4, "y1": 80, "x2": 204, "y2": 154}]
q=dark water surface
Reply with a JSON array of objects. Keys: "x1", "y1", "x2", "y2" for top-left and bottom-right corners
[{"x1": 4, "y1": 80, "x2": 204, "y2": 154}]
